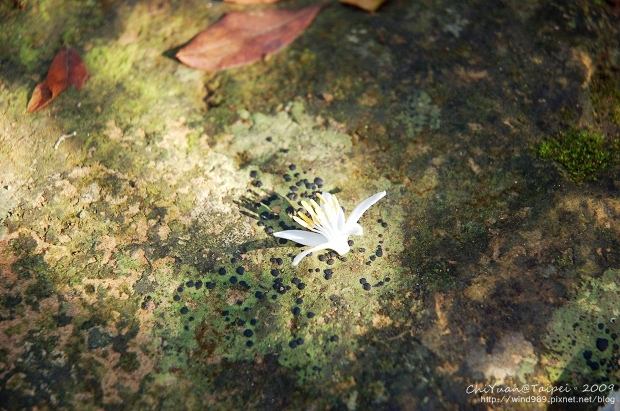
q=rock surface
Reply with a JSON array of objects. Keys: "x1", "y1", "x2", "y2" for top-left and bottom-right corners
[{"x1": 1, "y1": 0, "x2": 620, "y2": 409}]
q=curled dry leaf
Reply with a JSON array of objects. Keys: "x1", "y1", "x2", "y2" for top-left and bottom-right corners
[
  {"x1": 340, "y1": 0, "x2": 387, "y2": 13},
  {"x1": 27, "y1": 47, "x2": 89, "y2": 114},
  {"x1": 176, "y1": 4, "x2": 325, "y2": 72}
]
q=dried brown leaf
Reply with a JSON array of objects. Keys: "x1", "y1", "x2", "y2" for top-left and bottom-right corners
[
  {"x1": 176, "y1": 4, "x2": 325, "y2": 72},
  {"x1": 27, "y1": 47, "x2": 89, "y2": 113},
  {"x1": 340, "y1": 0, "x2": 387, "y2": 12}
]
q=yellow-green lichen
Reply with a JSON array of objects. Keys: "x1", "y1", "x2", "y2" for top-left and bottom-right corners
[
  {"x1": 394, "y1": 91, "x2": 441, "y2": 137},
  {"x1": 0, "y1": 0, "x2": 107, "y2": 73},
  {"x1": 542, "y1": 269, "x2": 620, "y2": 385}
]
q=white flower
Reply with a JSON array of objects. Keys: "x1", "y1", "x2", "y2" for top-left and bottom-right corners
[{"x1": 273, "y1": 191, "x2": 386, "y2": 266}]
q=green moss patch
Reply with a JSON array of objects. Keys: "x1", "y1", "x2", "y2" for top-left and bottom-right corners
[{"x1": 537, "y1": 129, "x2": 611, "y2": 182}]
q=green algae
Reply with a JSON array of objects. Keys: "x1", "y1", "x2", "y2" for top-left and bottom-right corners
[{"x1": 418, "y1": 260, "x2": 458, "y2": 291}]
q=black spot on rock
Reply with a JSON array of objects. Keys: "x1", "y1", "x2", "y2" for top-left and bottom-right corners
[
  {"x1": 597, "y1": 338, "x2": 609, "y2": 352},
  {"x1": 324, "y1": 269, "x2": 333, "y2": 280}
]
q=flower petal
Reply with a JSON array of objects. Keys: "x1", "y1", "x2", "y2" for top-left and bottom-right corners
[
  {"x1": 273, "y1": 230, "x2": 327, "y2": 247},
  {"x1": 344, "y1": 191, "x2": 386, "y2": 232},
  {"x1": 343, "y1": 222, "x2": 363, "y2": 236},
  {"x1": 292, "y1": 241, "x2": 339, "y2": 266}
]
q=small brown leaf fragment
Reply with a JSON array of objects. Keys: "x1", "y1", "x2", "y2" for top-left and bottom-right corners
[
  {"x1": 340, "y1": 0, "x2": 387, "y2": 12},
  {"x1": 176, "y1": 4, "x2": 325, "y2": 72},
  {"x1": 27, "y1": 47, "x2": 90, "y2": 113},
  {"x1": 224, "y1": 0, "x2": 279, "y2": 4}
]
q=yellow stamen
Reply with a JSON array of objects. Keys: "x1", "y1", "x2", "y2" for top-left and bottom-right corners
[
  {"x1": 309, "y1": 199, "x2": 320, "y2": 213},
  {"x1": 309, "y1": 199, "x2": 326, "y2": 221},
  {"x1": 303, "y1": 201, "x2": 323, "y2": 224},
  {"x1": 332, "y1": 195, "x2": 340, "y2": 213},
  {"x1": 294, "y1": 212, "x2": 315, "y2": 228},
  {"x1": 292, "y1": 215, "x2": 310, "y2": 229}
]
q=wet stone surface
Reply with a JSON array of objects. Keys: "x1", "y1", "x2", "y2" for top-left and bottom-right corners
[{"x1": 1, "y1": 0, "x2": 620, "y2": 409}]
